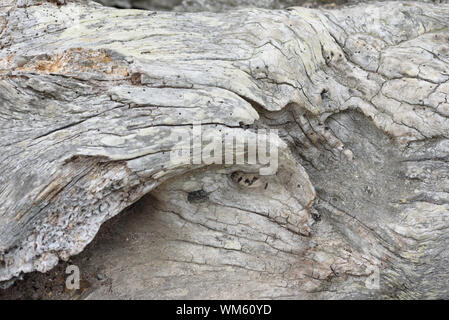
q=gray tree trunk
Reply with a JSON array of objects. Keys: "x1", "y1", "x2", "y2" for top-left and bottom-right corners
[{"x1": 1, "y1": 0, "x2": 449, "y2": 299}]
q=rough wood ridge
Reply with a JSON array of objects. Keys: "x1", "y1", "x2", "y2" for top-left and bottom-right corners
[{"x1": 0, "y1": 0, "x2": 448, "y2": 298}]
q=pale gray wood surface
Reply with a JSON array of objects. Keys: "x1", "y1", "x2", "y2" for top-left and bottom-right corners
[{"x1": 0, "y1": 0, "x2": 448, "y2": 298}]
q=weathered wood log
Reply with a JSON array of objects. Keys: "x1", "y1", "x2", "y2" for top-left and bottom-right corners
[
  {"x1": 1, "y1": 0, "x2": 449, "y2": 298},
  {"x1": 94, "y1": 0, "x2": 449, "y2": 12},
  {"x1": 93, "y1": 0, "x2": 344, "y2": 11}
]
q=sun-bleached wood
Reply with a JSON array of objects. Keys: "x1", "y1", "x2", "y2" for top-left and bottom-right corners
[{"x1": 1, "y1": 0, "x2": 448, "y2": 298}]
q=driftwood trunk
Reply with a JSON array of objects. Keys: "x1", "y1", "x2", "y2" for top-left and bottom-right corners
[
  {"x1": 1, "y1": 0, "x2": 449, "y2": 299},
  {"x1": 93, "y1": 0, "x2": 349, "y2": 11}
]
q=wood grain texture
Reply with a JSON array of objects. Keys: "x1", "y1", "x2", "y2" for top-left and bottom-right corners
[{"x1": 0, "y1": 0, "x2": 448, "y2": 298}]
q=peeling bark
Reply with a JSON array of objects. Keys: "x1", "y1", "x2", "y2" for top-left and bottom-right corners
[{"x1": 1, "y1": 0, "x2": 449, "y2": 298}]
